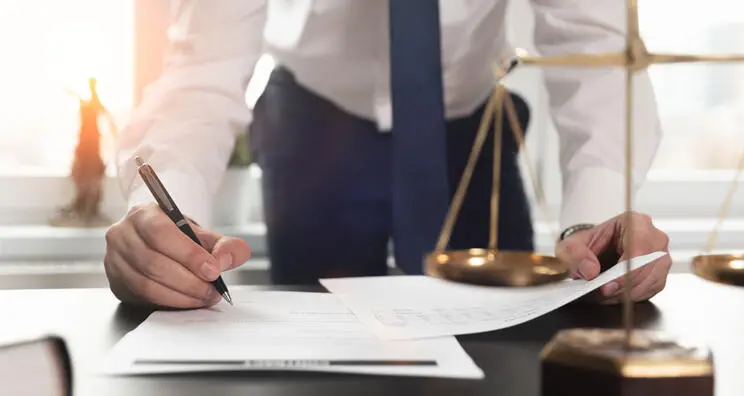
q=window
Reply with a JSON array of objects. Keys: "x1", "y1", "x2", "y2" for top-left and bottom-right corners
[
  {"x1": 0, "y1": 0, "x2": 133, "y2": 174},
  {"x1": 0, "y1": 1, "x2": 135, "y2": 262},
  {"x1": 641, "y1": 0, "x2": 744, "y2": 172},
  {"x1": 638, "y1": 0, "x2": 744, "y2": 257},
  {"x1": 0, "y1": 1, "x2": 267, "y2": 265},
  {"x1": 2, "y1": 1, "x2": 741, "y2": 264},
  {"x1": 513, "y1": 0, "x2": 744, "y2": 258}
]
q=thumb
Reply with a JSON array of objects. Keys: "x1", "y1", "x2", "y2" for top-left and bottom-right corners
[
  {"x1": 191, "y1": 225, "x2": 252, "y2": 272},
  {"x1": 556, "y1": 239, "x2": 601, "y2": 280}
]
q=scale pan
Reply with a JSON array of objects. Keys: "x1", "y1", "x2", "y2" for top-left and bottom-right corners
[
  {"x1": 691, "y1": 254, "x2": 744, "y2": 286},
  {"x1": 424, "y1": 249, "x2": 570, "y2": 287}
]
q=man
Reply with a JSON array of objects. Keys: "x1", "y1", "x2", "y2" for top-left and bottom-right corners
[{"x1": 104, "y1": 0, "x2": 671, "y2": 309}]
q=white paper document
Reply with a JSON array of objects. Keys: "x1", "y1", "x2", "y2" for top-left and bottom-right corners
[
  {"x1": 320, "y1": 252, "x2": 667, "y2": 340},
  {"x1": 100, "y1": 291, "x2": 483, "y2": 379}
]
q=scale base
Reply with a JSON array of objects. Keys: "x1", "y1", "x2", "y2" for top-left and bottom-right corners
[
  {"x1": 424, "y1": 249, "x2": 569, "y2": 287},
  {"x1": 541, "y1": 329, "x2": 714, "y2": 396}
]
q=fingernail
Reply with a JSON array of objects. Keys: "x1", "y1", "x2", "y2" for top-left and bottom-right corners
[
  {"x1": 200, "y1": 262, "x2": 219, "y2": 280},
  {"x1": 201, "y1": 288, "x2": 218, "y2": 305},
  {"x1": 603, "y1": 282, "x2": 619, "y2": 296},
  {"x1": 207, "y1": 289, "x2": 221, "y2": 304},
  {"x1": 578, "y1": 259, "x2": 594, "y2": 279},
  {"x1": 219, "y1": 254, "x2": 233, "y2": 271}
]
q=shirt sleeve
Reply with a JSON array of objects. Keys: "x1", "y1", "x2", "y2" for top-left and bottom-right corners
[
  {"x1": 116, "y1": 0, "x2": 267, "y2": 228},
  {"x1": 529, "y1": 0, "x2": 663, "y2": 230}
]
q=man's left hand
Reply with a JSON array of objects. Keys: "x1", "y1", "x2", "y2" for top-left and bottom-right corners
[{"x1": 555, "y1": 211, "x2": 672, "y2": 304}]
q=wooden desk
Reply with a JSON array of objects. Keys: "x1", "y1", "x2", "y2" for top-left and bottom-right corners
[{"x1": 0, "y1": 274, "x2": 741, "y2": 396}]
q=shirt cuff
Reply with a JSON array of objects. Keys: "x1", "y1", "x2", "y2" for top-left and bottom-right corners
[
  {"x1": 127, "y1": 168, "x2": 213, "y2": 229},
  {"x1": 559, "y1": 167, "x2": 629, "y2": 231}
]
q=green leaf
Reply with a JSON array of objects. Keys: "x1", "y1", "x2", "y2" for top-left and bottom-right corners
[{"x1": 228, "y1": 132, "x2": 252, "y2": 167}]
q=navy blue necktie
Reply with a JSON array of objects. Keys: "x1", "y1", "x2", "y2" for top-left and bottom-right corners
[{"x1": 388, "y1": 0, "x2": 450, "y2": 274}]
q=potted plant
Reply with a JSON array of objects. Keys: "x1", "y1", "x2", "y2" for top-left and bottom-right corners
[{"x1": 215, "y1": 132, "x2": 263, "y2": 225}]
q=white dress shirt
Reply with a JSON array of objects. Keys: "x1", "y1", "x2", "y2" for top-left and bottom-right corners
[{"x1": 117, "y1": 0, "x2": 662, "y2": 231}]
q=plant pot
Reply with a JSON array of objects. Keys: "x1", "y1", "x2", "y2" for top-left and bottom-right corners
[{"x1": 213, "y1": 165, "x2": 263, "y2": 226}]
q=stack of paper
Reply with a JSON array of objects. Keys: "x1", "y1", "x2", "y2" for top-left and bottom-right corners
[
  {"x1": 100, "y1": 291, "x2": 484, "y2": 379},
  {"x1": 101, "y1": 252, "x2": 664, "y2": 379},
  {"x1": 320, "y1": 252, "x2": 666, "y2": 340}
]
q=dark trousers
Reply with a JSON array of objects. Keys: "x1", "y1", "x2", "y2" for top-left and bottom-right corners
[{"x1": 249, "y1": 67, "x2": 534, "y2": 284}]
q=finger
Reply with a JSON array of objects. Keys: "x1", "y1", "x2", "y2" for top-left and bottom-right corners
[
  {"x1": 577, "y1": 289, "x2": 608, "y2": 304},
  {"x1": 627, "y1": 257, "x2": 672, "y2": 301},
  {"x1": 597, "y1": 296, "x2": 622, "y2": 305},
  {"x1": 606, "y1": 271, "x2": 654, "y2": 302},
  {"x1": 597, "y1": 277, "x2": 657, "y2": 305},
  {"x1": 586, "y1": 222, "x2": 618, "y2": 256},
  {"x1": 615, "y1": 240, "x2": 671, "y2": 285},
  {"x1": 599, "y1": 262, "x2": 654, "y2": 297},
  {"x1": 604, "y1": 218, "x2": 666, "y2": 297},
  {"x1": 602, "y1": 256, "x2": 672, "y2": 301},
  {"x1": 117, "y1": 220, "x2": 219, "y2": 302},
  {"x1": 556, "y1": 240, "x2": 601, "y2": 280},
  {"x1": 211, "y1": 236, "x2": 252, "y2": 272},
  {"x1": 191, "y1": 223, "x2": 251, "y2": 272},
  {"x1": 631, "y1": 275, "x2": 662, "y2": 302},
  {"x1": 108, "y1": 250, "x2": 217, "y2": 309},
  {"x1": 130, "y1": 205, "x2": 218, "y2": 280},
  {"x1": 190, "y1": 221, "x2": 217, "y2": 247},
  {"x1": 104, "y1": 250, "x2": 136, "y2": 304}
]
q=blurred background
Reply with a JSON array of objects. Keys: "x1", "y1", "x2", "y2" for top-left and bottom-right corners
[{"x1": 0, "y1": 0, "x2": 743, "y2": 288}]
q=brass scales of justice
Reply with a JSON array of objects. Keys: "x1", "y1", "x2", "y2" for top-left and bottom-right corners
[{"x1": 423, "y1": 0, "x2": 744, "y2": 395}]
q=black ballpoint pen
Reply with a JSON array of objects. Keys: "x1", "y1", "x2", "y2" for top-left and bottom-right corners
[{"x1": 134, "y1": 155, "x2": 233, "y2": 305}]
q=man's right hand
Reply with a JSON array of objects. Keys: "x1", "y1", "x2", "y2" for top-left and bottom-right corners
[{"x1": 103, "y1": 203, "x2": 252, "y2": 309}]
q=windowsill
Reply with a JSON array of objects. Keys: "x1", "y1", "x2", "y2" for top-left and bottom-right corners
[
  {"x1": 1, "y1": 166, "x2": 740, "y2": 224},
  {"x1": 0, "y1": 219, "x2": 740, "y2": 275},
  {"x1": 0, "y1": 257, "x2": 272, "y2": 276},
  {"x1": 1, "y1": 167, "x2": 742, "y2": 271},
  {"x1": 0, "y1": 223, "x2": 267, "y2": 261},
  {"x1": 0, "y1": 165, "x2": 262, "y2": 226}
]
